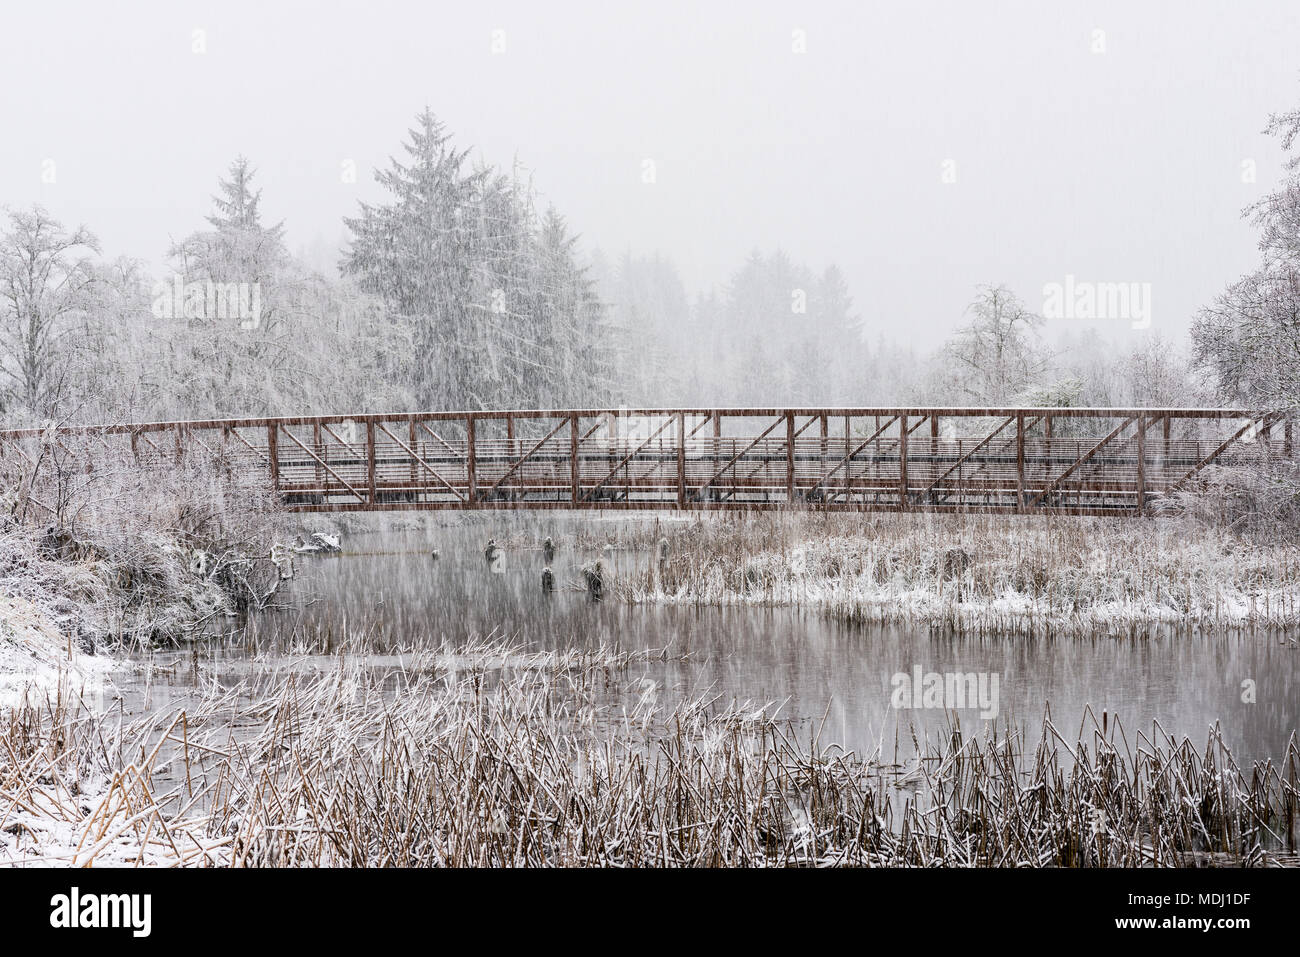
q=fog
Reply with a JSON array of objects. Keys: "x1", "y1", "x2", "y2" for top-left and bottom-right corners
[{"x1": 3, "y1": 0, "x2": 1297, "y2": 351}]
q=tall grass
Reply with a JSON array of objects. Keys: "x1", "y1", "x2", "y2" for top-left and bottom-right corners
[
  {"x1": 2, "y1": 644, "x2": 1296, "y2": 867},
  {"x1": 613, "y1": 512, "x2": 1300, "y2": 636}
]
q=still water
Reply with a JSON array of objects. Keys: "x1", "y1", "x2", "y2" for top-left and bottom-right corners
[{"x1": 129, "y1": 514, "x2": 1298, "y2": 763}]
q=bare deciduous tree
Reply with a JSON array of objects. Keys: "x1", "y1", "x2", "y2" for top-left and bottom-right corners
[
  {"x1": 943, "y1": 283, "x2": 1051, "y2": 405},
  {"x1": 0, "y1": 207, "x2": 100, "y2": 422},
  {"x1": 1193, "y1": 108, "x2": 1300, "y2": 412}
]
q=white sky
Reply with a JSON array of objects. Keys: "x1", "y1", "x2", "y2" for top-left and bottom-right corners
[{"x1": 2, "y1": 0, "x2": 1298, "y2": 347}]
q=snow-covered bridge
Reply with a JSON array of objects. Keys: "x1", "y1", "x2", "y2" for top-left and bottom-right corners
[{"x1": 3, "y1": 407, "x2": 1288, "y2": 516}]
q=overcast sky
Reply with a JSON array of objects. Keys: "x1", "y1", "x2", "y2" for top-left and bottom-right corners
[{"x1": 2, "y1": 0, "x2": 1298, "y2": 347}]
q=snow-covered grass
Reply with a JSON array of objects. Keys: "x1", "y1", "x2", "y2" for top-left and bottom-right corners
[
  {"x1": 2, "y1": 641, "x2": 1296, "y2": 867},
  {"x1": 0, "y1": 526, "x2": 233, "y2": 651},
  {"x1": 0, "y1": 436, "x2": 289, "y2": 649},
  {"x1": 0, "y1": 593, "x2": 113, "y2": 710},
  {"x1": 613, "y1": 512, "x2": 1300, "y2": 636}
]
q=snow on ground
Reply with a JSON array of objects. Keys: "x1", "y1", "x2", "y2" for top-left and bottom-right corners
[
  {"x1": 0, "y1": 767, "x2": 231, "y2": 867},
  {"x1": 0, "y1": 593, "x2": 114, "y2": 710}
]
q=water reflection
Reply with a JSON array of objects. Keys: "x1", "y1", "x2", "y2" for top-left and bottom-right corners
[{"x1": 134, "y1": 515, "x2": 1299, "y2": 763}]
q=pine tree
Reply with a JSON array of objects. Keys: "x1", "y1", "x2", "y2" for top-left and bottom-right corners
[
  {"x1": 162, "y1": 158, "x2": 293, "y2": 416},
  {"x1": 344, "y1": 110, "x2": 614, "y2": 412},
  {"x1": 533, "y1": 206, "x2": 612, "y2": 406},
  {"x1": 208, "y1": 157, "x2": 273, "y2": 231},
  {"x1": 343, "y1": 109, "x2": 488, "y2": 410}
]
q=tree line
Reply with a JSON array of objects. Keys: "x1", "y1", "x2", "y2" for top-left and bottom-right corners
[{"x1": 1, "y1": 105, "x2": 1297, "y2": 429}]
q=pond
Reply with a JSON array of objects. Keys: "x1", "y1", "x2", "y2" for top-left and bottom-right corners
[{"x1": 125, "y1": 514, "x2": 1299, "y2": 764}]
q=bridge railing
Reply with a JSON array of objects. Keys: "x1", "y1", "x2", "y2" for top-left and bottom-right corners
[{"x1": 0, "y1": 407, "x2": 1289, "y2": 515}]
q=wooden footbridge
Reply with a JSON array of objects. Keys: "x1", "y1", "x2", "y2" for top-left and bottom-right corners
[{"x1": 3, "y1": 407, "x2": 1289, "y2": 516}]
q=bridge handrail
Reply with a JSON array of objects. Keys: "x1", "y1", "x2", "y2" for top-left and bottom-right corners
[{"x1": 0, "y1": 406, "x2": 1273, "y2": 440}]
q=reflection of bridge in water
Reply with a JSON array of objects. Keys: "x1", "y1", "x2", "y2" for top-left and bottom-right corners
[{"x1": 5, "y1": 407, "x2": 1289, "y2": 516}]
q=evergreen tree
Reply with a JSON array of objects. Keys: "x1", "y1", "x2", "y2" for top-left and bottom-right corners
[
  {"x1": 344, "y1": 110, "x2": 613, "y2": 411},
  {"x1": 343, "y1": 109, "x2": 487, "y2": 409},
  {"x1": 163, "y1": 158, "x2": 293, "y2": 416},
  {"x1": 207, "y1": 157, "x2": 275, "y2": 231}
]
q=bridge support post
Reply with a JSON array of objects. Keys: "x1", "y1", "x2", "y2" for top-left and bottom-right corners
[
  {"x1": 1045, "y1": 416, "x2": 1053, "y2": 491},
  {"x1": 366, "y1": 420, "x2": 377, "y2": 505},
  {"x1": 570, "y1": 414, "x2": 580, "y2": 504},
  {"x1": 677, "y1": 412, "x2": 686, "y2": 507},
  {"x1": 898, "y1": 414, "x2": 908, "y2": 509},
  {"x1": 1015, "y1": 413, "x2": 1025, "y2": 510},
  {"x1": 1136, "y1": 415, "x2": 1147, "y2": 515},
  {"x1": 408, "y1": 420, "x2": 417, "y2": 497},
  {"x1": 844, "y1": 415, "x2": 851, "y2": 502},
  {"x1": 314, "y1": 423, "x2": 324, "y2": 493},
  {"x1": 786, "y1": 412, "x2": 795, "y2": 504},
  {"x1": 712, "y1": 412, "x2": 721, "y2": 496},
  {"x1": 929, "y1": 416, "x2": 939, "y2": 501},
  {"x1": 466, "y1": 416, "x2": 477, "y2": 506},
  {"x1": 267, "y1": 424, "x2": 279, "y2": 493}
]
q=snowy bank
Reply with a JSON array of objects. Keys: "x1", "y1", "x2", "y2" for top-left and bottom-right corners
[{"x1": 0, "y1": 593, "x2": 113, "y2": 710}]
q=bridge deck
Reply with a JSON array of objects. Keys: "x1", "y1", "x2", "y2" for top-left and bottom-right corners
[{"x1": 2, "y1": 407, "x2": 1288, "y2": 515}]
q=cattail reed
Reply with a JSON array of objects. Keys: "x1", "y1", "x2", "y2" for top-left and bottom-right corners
[{"x1": 1, "y1": 645, "x2": 1295, "y2": 867}]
